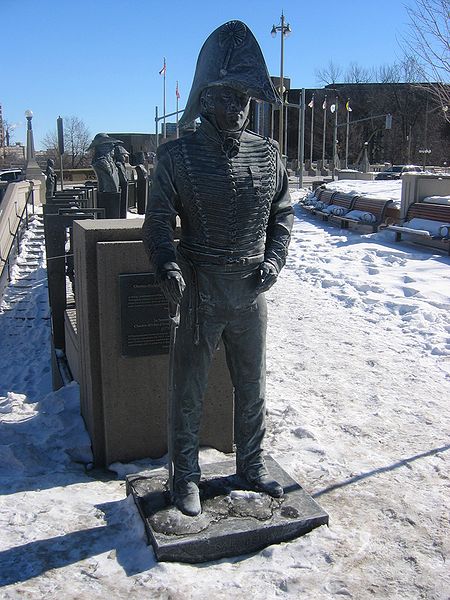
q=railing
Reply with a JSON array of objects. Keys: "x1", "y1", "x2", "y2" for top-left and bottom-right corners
[{"x1": 0, "y1": 182, "x2": 36, "y2": 291}]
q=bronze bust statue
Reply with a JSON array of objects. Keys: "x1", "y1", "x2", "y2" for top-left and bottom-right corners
[
  {"x1": 113, "y1": 144, "x2": 130, "y2": 218},
  {"x1": 89, "y1": 133, "x2": 122, "y2": 193},
  {"x1": 134, "y1": 151, "x2": 148, "y2": 214},
  {"x1": 142, "y1": 20, "x2": 293, "y2": 517}
]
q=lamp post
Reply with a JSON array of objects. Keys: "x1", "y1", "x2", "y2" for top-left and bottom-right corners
[
  {"x1": 24, "y1": 109, "x2": 40, "y2": 174},
  {"x1": 24, "y1": 109, "x2": 45, "y2": 202},
  {"x1": 271, "y1": 12, "x2": 291, "y2": 159},
  {"x1": 361, "y1": 141, "x2": 370, "y2": 173},
  {"x1": 297, "y1": 88, "x2": 305, "y2": 189},
  {"x1": 25, "y1": 109, "x2": 35, "y2": 162},
  {"x1": 418, "y1": 148, "x2": 431, "y2": 171}
]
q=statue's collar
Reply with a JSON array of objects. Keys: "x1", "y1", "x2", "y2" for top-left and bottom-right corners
[{"x1": 198, "y1": 117, "x2": 248, "y2": 158}]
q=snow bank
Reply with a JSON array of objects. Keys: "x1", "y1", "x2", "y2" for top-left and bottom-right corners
[{"x1": 323, "y1": 179, "x2": 402, "y2": 207}]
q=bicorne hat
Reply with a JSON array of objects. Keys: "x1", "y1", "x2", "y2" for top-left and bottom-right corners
[{"x1": 179, "y1": 20, "x2": 281, "y2": 128}]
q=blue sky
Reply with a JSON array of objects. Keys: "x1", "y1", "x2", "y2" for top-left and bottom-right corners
[{"x1": 2, "y1": 0, "x2": 415, "y2": 149}]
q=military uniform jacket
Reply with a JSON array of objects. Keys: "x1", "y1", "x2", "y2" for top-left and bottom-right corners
[{"x1": 142, "y1": 118, "x2": 293, "y2": 273}]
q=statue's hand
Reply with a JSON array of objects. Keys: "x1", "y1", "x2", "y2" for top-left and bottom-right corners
[
  {"x1": 255, "y1": 261, "x2": 278, "y2": 295},
  {"x1": 159, "y1": 262, "x2": 186, "y2": 305}
]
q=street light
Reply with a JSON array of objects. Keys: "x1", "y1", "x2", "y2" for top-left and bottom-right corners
[
  {"x1": 361, "y1": 141, "x2": 370, "y2": 173},
  {"x1": 25, "y1": 109, "x2": 33, "y2": 129},
  {"x1": 418, "y1": 148, "x2": 432, "y2": 171},
  {"x1": 271, "y1": 12, "x2": 291, "y2": 158},
  {"x1": 24, "y1": 109, "x2": 35, "y2": 162},
  {"x1": 23, "y1": 109, "x2": 43, "y2": 187}
]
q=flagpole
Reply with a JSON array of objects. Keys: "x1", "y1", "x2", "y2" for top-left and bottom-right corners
[
  {"x1": 279, "y1": 12, "x2": 285, "y2": 157},
  {"x1": 322, "y1": 95, "x2": 327, "y2": 169},
  {"x1": 332, "y1": 95, "x2": 338, "y2": 181},
  {"x1": 284, "y1": 92, "x2": 288, "y2": 157},
  {"x1": 310, "y1": 94, "x2": 314, "y2": 166},
  {"x1": 345, "y1": 98, "x2": 350, "y2": 169},
  {"x1": 297, "y1": 88, "x2": 305, "y2": 189},
  {"x1": 163, "y1": 57, "x2": 166, "y2": 139},
  {"x1": 176, "y1": 81, "x2": 179, "y2": 139}
]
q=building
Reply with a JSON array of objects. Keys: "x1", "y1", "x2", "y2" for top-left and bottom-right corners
[
  {"x1": 107, "y1": 133, "x2": 157, "y2": 164},
  {"x1": 249, "y1": 83, "x2": 449, "y2": 167}
]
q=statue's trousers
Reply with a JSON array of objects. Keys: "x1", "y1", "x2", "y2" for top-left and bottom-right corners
[{"x1": 171, "y1": 258, "x2": 268, "y2": 489}]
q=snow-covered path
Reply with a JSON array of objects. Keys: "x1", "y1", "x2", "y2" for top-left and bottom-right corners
[
  {"x1": 0, "y1": 202, "x2": 449, "y2": 599},
  {"x1": 0, "y1": 214, "x2": 52, "y2": 400}
]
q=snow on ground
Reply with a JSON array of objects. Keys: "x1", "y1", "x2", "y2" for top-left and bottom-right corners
[
  {"x1": 319, "y1": 179, "x2": 403, "y2": 207},
  {"x1": 0, "y1": 196, "x2": 449, "y2": 599}
]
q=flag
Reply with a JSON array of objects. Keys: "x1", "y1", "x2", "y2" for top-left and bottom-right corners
[
  {"x1": 308, "y1": 98, "x2": 314, "y2": 108},
  {"x1": 330, "y1": 104, "x2": 336, "y2": 113},
  {"x1": 159, "y1": 59, "x2": 166, "y2": 76},
  {"x1": 346, "y1": 100, "x2": 352, "y2": 112},
  {"x1": 322, "y1": 98, "x2": 327, "y2": 110},
  {"x1": 176, "y1": 81, "x2": 180, "y2": 99}
]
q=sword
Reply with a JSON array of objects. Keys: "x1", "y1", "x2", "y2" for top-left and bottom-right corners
[{"x1": 167, "y1": 300, "x2": 180, "y2": 500}]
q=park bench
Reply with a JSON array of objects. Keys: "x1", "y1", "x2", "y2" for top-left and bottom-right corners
[
  {"x1": 381, "y1": 202, "x2": 450, "y2": 255},
  {"x1": 330, "y1": 197, "x2": 394, "y2": 232},
  {"x1": 313, "y1": 192, "x2": 360, "y2": 221},
  {"x1": 301, "y1": 188, "x2": 337, "y2": 214}
]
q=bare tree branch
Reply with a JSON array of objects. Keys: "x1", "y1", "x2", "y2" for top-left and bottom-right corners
[
  {"x1": 3, "y1": 120, "x2": 17, "y2": 146},
  {"x1": 402, "y1": 0, "x2": 450, "y2": 121},
  {"x1": 344, "y1": 62, "x2": 373, "y2": 84},
  {"x1": 315, "y1": 60, "x2": 343, "y2": 85},
  {"x1": 42, "y1": 116, "x2": 91, "y2": 168}
]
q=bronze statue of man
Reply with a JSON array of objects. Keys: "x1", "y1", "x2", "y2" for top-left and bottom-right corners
[
  {"x1": 113, "y1": 144, "x2": 130, "y2": 218},
  {"x1": 142, "y1": 20, "x2": 293, "y2": 517},
  {"x1": 45, "y1": 158, "x2": 57, "y2": 198},
  {"x1": 89, "y1": 133, "x2": 122, "y2": 193}
]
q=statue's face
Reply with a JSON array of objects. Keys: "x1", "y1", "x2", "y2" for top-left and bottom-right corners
[
  {"x1": 97, "y1": 142, "x2": 114, "y2": 155},
  {"x1": 114, "y1": 146, "x2": 128, "y2": 163},
  {"x1": 210, "y1": 86, "x2": 250, "y2": 131}
]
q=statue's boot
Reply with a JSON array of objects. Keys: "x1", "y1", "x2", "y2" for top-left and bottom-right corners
[
  {"x1": 238, "y1": 471, "x2": 284, "y2": 498},
  {"x1": 173, "y1": 481, "x2": 201, "y2": 517}
]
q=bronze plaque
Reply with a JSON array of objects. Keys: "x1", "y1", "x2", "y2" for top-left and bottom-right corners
[{"x1": 119, "y1": 273, "x2": 170, "y2": 357}]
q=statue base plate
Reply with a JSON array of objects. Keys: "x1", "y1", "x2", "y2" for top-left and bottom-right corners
[{"x1": 126, "y1": 455, "x2": 328, "y2": 563}]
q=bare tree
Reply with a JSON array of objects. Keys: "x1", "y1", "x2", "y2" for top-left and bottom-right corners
[
  {"x1": 375, "y1": 64, "x2": 400, "y2": 84},
  {"x1": 403, "y1": 0, "x2": 450, "y2": 120},
  {"x1": 42, "y1": 116, "x2": 91, "y2": 168},
  {"x1": 373, "y1": 56, "x2": 424, "y2": 84},
  {"x1": 315, "y1": 60, "x2": 343, "y2": 85},
  {"x1": 2, "y1": 120, "x2": 18, "y2": 146},
  {"x1": 344, "y1": 62, "x2": 373, "y2": 83}
]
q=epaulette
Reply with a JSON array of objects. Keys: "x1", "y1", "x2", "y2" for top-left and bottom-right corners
[
  {"x1": 245, "y1": 129, "x2": 279, "y2": 151},
  {"x1": 155, "y1": 131, "x2": 199, "y2": 159}
]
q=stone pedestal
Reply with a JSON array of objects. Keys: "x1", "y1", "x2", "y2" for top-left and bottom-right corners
[
  {"x1": 44, "y1": 212, "x2": 98, "y2": 351},
  {"x1": 97, "y1": 191, "x2": 121, "y2": 219},
  {"x1": 400, "y1": 173, "x2": 450, "y2": 222},
  {"x1": 73, "y1": 219, "x2": 234, "y2": 466},
  {"x1": 126, "y1": 455, "x2": 329, "y2": 563},
  {"x1": 65, "y1": 308, "x2": 79, "y2": 382},
  {"x1": 136, "y1": 178, "x2": 148, "y2": 215}
]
